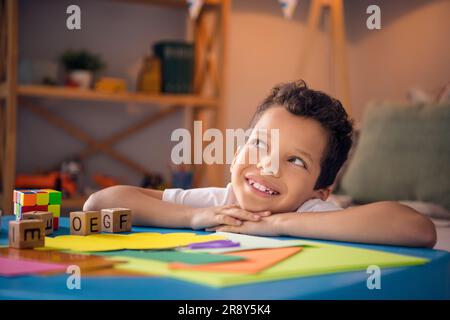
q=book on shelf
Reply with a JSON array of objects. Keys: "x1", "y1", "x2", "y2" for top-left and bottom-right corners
[{"x1": 154, "y1": 41, "x2": 194, "y2": 94}]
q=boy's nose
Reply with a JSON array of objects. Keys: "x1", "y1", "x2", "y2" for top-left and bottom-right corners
[{"x1": 257, "y1": 155, "x2": 280, "y2": 177}]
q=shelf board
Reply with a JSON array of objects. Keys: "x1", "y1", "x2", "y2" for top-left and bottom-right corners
[
  {"x1": 119, "y1": 0, "x2": 222, "y2": 8},
  {"x1": 18, "y1": 85, "x2": 218, "y2": 108}
]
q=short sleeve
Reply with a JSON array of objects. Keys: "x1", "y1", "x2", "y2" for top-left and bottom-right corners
[
  {"x1": 162, "y1": 183, "x2": 236, "y2": 208},
  {"x1": 297, "y1": 198, "x2": 342, "y2": 212}
]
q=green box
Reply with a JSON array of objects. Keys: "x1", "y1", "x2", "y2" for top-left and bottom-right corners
[{"x1": 153, "y1": 41, "x2": 194, "y2": 94}]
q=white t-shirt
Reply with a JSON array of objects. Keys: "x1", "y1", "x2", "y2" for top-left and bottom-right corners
[{"x1": 163, "y1": 183, "x2": 342, "y2": 213}]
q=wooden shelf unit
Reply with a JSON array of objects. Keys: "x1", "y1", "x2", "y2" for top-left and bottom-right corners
[
  {"x1": 0, "y1": 0, "x2": 230, "y2": 213},
  {"x1": 122, "y1": 0, "x2": 222, "y2": 7},
  {"x1": 18, "y1": 85, "x2": 218, "y2": 108}
]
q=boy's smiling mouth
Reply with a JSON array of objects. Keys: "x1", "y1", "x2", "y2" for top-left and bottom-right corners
[{"x1": 244, "y1": 175, "x2": 281, "y2": 197}]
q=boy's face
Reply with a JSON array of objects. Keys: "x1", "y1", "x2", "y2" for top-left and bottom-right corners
[{"x1": 231, "y1": 106, "x2": 330, "y2": 213}]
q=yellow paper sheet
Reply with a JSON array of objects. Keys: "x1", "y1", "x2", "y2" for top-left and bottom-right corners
[
  {"x1": 112, "y1": 240, "x2": 428, "y2": 287},
  {"x1": 42, "y1": 233, "x2": 226, "y2": 252}
]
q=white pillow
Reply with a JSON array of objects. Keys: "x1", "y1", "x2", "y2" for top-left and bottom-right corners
[{"x1": 398, "y1": 201, "x2": 450, "y2": 220}]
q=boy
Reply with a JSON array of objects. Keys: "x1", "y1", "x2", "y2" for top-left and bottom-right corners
[{"x1": 83, "y1": 80, "x2": 436, "y2": 248}]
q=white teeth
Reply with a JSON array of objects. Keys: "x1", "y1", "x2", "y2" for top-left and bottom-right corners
[
  {"x1": 253, "y1": 182, "x2": 265, "y2": 191},
  {"x1": 248, "y1": 178, "x2": 278, "y2": 195}
]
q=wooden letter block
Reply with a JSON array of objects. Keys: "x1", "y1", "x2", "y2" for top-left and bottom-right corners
[
  {"x1": 9, "y1": 220, "x2": 45, "y2": 249},
  {"x1": 101, "y1": 208, "x2": 132, "y2": 233},
  {"x1": 23, "y1": 211, "x2": 53, "y2": 235},
  {"x1": 70, "y1": 211, "x2": 101, "y2": 235}
]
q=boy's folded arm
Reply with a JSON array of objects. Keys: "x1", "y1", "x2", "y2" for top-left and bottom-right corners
[
  {"x1": 82, "y1": 185, "x2": 266, "y2": 230},
  {"x1": 136, "y1": 187, "x2": 164, "y2": 200},
  {"x1": 276, "y1": 201, "x2": 437, "y2": 248},
  {"x1": 83, "y1": 185, "x2": 196, "y2": 228}
]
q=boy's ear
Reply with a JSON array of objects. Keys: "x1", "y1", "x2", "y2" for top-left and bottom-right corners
[{"x1": 312, "y1": 186, "x2": 332, "y2": 201}]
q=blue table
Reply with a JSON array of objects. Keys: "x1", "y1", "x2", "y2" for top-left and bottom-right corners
[{"x1": 1, "y1": 216, "x2": 449, "y2": 299}]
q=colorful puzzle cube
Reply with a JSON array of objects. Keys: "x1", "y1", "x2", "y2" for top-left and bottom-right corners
[
  {"x1": 13, "y1": 189, "x2": 62, "y2": 230},
  {"x1": 35, "y1": 205, "x2": 48, "y2": 211},
  {"x1": 48, "y1": 204, "x2": 60, "y2": 217},
  {"x1": 14, "y1": 202, "x2": 37, "y2": 220},
  {"x1": 53, "y1": 217, "x2": 59, "y2": 231},
  {"x1": 43, "y1": 189, "x2": 62, "y2": 205},
  {"x1": 34, "y1": 190, "x2": 50, "y2": 206},
  {"x1": 15, "y1": 190, "x2": 37, "y2": 206}
]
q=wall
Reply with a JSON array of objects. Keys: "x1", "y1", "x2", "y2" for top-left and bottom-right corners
[
  {"x1": 226, "y1": 0, "x2": 450, "y2": 129},
  {"x1": 18, "y1": 0, "x2": 187, "y2": 190},
  {"x1": 346, "y1": 0, "x2": 450, "y2": 120},
  {"x1": 17, "y1": 0, "x2": 450, "y2": 188}
]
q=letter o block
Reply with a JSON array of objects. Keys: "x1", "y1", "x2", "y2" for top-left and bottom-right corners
[
  {"x1": 70, "y1": 211, "x2": 101, "y2": 235},
  {"x1": 9, "y1": 220, "x2": 45, "y2": 249},
  {"x1": 101, "y1": 208, "x2": 132, "y2": 233}
]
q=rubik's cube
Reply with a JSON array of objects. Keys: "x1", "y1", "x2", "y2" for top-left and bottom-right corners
[{"x1": 13, "y1": 189, "x2": 62, "y2": 230}]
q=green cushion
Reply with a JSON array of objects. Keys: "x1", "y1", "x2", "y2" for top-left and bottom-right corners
[{"x1": 339, "y1": 102, "x2": 450, "y2": 210}]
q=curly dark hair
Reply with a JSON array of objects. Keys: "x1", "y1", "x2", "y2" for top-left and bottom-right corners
[{"x1": 250, "y1": 80, "x2": 354, "y2": 190}]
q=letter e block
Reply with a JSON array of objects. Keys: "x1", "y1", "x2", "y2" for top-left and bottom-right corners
[
  {"x1": 70, "y1": 211, "x2": 101, "y2": 235},
  {"x1": 101, "y1": 208, "x2": 132, "y2": 233},
  {"x1": 9, "y1": 220, "x2": 45, "y2": 249},
  {"x1": 23, "y1": 211, "x2": 53, "y2": 235}
]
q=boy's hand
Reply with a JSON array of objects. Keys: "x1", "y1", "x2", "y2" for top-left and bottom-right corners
[
  {"x1": 205, "y1": 214, "x2": 283, "y2": 237},
  {"x1": 189, "y1": 205, "x2": 271, "y2": 230}
]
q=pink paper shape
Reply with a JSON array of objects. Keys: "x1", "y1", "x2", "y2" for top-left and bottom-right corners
[{"x1": 0, "y1": 257, "x2": 67, "y2": 277}]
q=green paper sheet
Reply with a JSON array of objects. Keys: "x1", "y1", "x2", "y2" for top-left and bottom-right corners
[
  {"x1": 179, "y1": 232, "x2": 306, "y2": 254},
  {"x1": 112, "y1": 240, "x2": 428, "y2": 287},
  {"x1": 96, "y1": 250, "x2": 244, "y2": 265}
]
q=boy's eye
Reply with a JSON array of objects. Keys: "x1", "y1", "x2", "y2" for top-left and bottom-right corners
[
  {"x1": 250, "y1": 138, "x2": 268, "y2": 149},
  {"x1": 289, "y1": 157, "x2": 307, "y2": 169}
]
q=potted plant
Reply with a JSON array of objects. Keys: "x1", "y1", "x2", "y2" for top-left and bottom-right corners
[{"x1": 60, "y1": 49, "x2": 105, "y2": 89}]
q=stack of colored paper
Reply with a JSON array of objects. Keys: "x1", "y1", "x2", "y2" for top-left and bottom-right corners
[
  {"x1": 13, "y1": 189, "x2": 62, "y2": 230},
  {"x1": 4, "y1": 229, "x2": 429, "y2": 286},
  {"x1": 105, "y1": 233, "x2": 429, "y2": 287}
]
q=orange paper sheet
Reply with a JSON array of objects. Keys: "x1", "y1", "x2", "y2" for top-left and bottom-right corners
[{"x1": 169, "y1": 247, "x2": 302, "y2": 274}]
